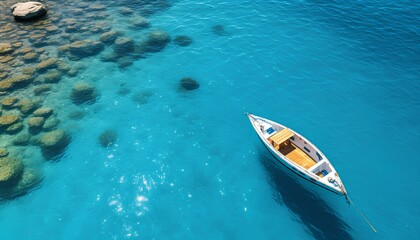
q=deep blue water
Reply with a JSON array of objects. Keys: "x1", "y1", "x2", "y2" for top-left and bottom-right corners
[{"x1": 1, "y1": 0, "x2": 419, "y2": 239}]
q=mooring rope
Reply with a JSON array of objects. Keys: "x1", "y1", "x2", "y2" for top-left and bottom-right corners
[{"x1": 346, "y1": 194, "x2": 377, "y2": 233}]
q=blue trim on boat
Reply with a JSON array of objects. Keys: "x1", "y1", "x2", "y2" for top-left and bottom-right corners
[{"x1": 266, "y1": 127, "x2": 275, "y2": 134}]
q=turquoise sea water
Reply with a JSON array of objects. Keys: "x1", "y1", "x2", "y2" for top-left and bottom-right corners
[{"x1": 1, "y1": 0, "x2": 419, "y2": 239}]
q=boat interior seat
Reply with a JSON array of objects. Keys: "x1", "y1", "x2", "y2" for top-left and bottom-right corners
[{"x1": 269, "y1": 128, "x2": 294, "y2": 150}]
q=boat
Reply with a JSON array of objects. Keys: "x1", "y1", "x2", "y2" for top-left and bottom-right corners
[{"x1": 246, "y1": 113, "x2": 348, "y2": 196}]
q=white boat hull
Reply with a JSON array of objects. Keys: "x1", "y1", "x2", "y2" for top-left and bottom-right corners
[{"x1": 247, "y1": 113, "x2": 347, "y2": 196}]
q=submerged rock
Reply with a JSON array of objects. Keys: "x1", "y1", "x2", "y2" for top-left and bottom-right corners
[
  {"x1": 33, "y1": 107, "x2": 53, "y2": 117},
  {"x1": 18, "y1": 98, "x2": 39, "y2": 114},
  {"x1": 39, "y1": 129, "x2": 70, "y2": 160},
  {"x1": 99, "y1": 30, "x2": 122, "y2": 45},
  {"x1": 117, "y1": 87, "x2": 130, "y2": 96},
  {"x1": 180, "y1": 77, "x2": 200, "y2": 91},
  {"x1": 0, "y1": 72, "x2": 9, "y2": 80},
  {"x1": 5, "y1": 122, "x2": 23, "y2": 134},
  {"x1": 12, "y1": 133, "x2": 31, "y2": 146},
  {"x1": 0, "y1": 157, "x2": 24, "y2": 189},
  {"x1": 0, "y1": 43, "x2": 13, "y2": 55},
  {"x1": 100, "y1": 52, "x2": 121, "y2": 63},
  {"x1": 174, "y1": 35, "x2": 193, "y2": 47},
  {"x1": 119, "y1": 6, "x2": 134, "y2": 15},
  {"x1": 142, "y1": 30, "x2": 170, "y2": 53},
  {"x1": 15, "y1": 47, "x2": 34, "y2": 55},
  {"x1": 12, "y1": 74, "x2": 34, "y2": 87},
  {"x1": 57, "y1": 62, "x2": 71, "y2": 74},
  {"x1": 89, "y1": 3, "x2": 106, "y2": 11},
  {"x1": 27, "y1": 117, "x2": 45, "y2": 133},
  {"x1": 130, "y1": 16, "x2": 150, "y2": 29},
  {"x1": 44, "y1": 70, "x2": 62, "y2": 83},
  {"x1": 37, "y1": 58, "x2": 59, "y2": 72},
  {"x1": 1, "y1": 96, "x2": 19, "y2": 108},
  {"x1": 13, "y1": 168, "x2": 42, "y2": 196},
  {"x1": 0, "y1": 56, "x2": 13, "y2": 64},
  {"x1": 0, "y1": 115, "x2": 20, "y2": 127},
  {"x1": 212, "y1": 24, "x2": 229, "y2": 36},
  {"x1": 10, "y1": 2, "x2": 47, "y2": 22},
  {"x1": 68, "y1": 40, "x2": 104, "y2": 59},
  {"x1": 22, "y1": 67, "x2": 37, "y2": 75},
  {"x1": 117, "y1": 57, "x2": 134, "y2": 69},
  {"x1": 45, "y1": 26, "x2": 59, "y2": 33},
  {"x1": 22, "y1": 52, "x2": 39, "y2": 62},
  {"x1": 0, "y1": 24, "x2": 14, "y2": 34},
  {"x1": 0, "y1": 148, "x2": 9, "y2": 158},
  {"x1": 70, "y1": 82, "x2": 97, "y2": 105},
  {"x1": 67, "y1": 68, "x2": 79, "y2": 78},
  {"x1": 34, "y1": 84, "x2": 51, "y2": 95},
  {"x1": 68, "y1": 111, "x2": 85, "y2": 120},
  {"x1": 132, "y1": 90, "x2": 154, "y2": 105},
  {"x1": 98, "y1": 129, "x2": 117, "y2": 147},
  {"x1": 114, "y1": 37, "x2": 135, "y2": 54},
  {"x1": 0, "y1": 80, "x2": 13, "y2": 92},
  {"x1": 42, "y1": 118, "x2": 60, "y2": 130}
]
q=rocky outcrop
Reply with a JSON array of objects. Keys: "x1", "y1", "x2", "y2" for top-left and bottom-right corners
[
  {"x1": 10, "y1": 2, "x2": 47, "y2": 22},
  {"x1": 70, "y1": 82, "x2": 97, "y2": 105},
  {"x1": 38, "y1": 129, "x2": 70, "y2": 160},
  {"x1": 180, "y1": 77, "x2": 200, "y2": 90}
]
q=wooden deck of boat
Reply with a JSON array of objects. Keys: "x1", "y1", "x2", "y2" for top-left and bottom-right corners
[{"x1": 279, "y1": 142, "x2": 317, "y2": 169}]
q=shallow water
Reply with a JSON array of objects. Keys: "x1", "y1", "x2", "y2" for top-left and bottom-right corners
[{"x1": 0, "y1": 0, "x2": 419, "y2": 239}]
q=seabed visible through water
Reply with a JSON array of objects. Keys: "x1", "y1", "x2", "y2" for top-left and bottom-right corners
[{"x1": 0, "y1": 0, "x2": 419, "y2": 239}]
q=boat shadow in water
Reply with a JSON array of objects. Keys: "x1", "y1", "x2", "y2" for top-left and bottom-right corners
[{"x1": 258, "y1": 151, "x2": 353, "y2": 240}]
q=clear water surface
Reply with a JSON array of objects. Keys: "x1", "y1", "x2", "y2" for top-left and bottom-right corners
[{"x1": 0, "y1": 0, "x2": 419, "y2": 239}]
